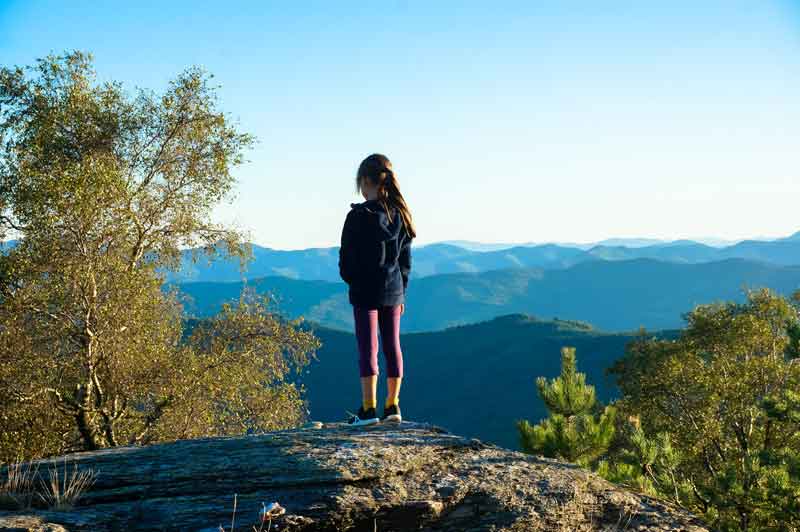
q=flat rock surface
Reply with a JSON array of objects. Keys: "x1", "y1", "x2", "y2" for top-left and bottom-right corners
[{"x1": 0, "y1": 421, "x2": 708, "y2": 531}]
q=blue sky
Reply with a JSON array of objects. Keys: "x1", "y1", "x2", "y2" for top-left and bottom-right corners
[{"x1": 1, "y1": 1, "x2": 799, "y2": 249}]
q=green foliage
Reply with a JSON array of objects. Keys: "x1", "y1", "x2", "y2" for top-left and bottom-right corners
[
  {"x1": 517, "y1": 347, "x2": 616, "y2": 466},
  {"x1": 0, "y1": 51, "x2": 319, "y2": 462},
  {"x1": 535, "y1": 346, "x2": 597, "y2": 417},
  {"x1": 135, "y1": 292, "x2": 319, "y2": 443},
  {"x1": 597, "y1": 422, "x2": 692, "y2": 506},
  {"x1": 609, "y1": 289, "x2": 800, "y2": 531}
]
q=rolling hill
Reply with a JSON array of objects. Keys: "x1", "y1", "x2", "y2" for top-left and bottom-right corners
[
  {"x1": 298, "y1": 314, "x2": 674, "y2": 450},
  {"x1": 160, "y1": 241, "x2": 589, "y2": 282},
  {"x1": 172, "y1": 258, "x2": 800, "y2": 332}
]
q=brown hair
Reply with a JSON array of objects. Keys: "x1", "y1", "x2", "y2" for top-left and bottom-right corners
[{"x1": 356, "y1": 153, "x2": 417, "y2": 239}]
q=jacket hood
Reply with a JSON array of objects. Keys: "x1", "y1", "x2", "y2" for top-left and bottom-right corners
[{"x1": 351, "y1": 199, "x2": 405, "y2": 238}]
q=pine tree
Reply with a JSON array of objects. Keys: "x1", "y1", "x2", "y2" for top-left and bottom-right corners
[
  {"x1": 516, "y1": 347, "x2": 616, "y2": 466},
  {"x1": 596, "y1": 422, "x2": 691, "y2": 507}
]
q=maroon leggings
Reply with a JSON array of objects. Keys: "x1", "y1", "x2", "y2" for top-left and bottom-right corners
[{"x1": 353, "y1": 305, "x2": 404, "y2": 378}]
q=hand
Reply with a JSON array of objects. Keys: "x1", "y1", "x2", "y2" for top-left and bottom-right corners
[{"x1": 399, "y1": 303, "x2": 405, "y2": 315}]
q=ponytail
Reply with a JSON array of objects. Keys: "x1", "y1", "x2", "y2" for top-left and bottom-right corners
[{"x1": 356, "y1": 154, "x2": 417, "y2": 239}]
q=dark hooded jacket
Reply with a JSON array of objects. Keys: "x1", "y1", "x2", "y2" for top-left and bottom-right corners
[{"x1": 338, "y1": 199, "x2": 412, "y2": 308}]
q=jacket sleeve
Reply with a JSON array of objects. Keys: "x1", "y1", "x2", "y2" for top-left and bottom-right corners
[
  {"x1": 339, "y1": 210, "x2": 359, "y2": 285},
  {"x1": 398, "y1": 230, "x2": 412, "y2": 292}
]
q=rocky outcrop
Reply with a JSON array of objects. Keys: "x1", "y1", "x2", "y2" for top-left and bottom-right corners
[{"x1": 0, "y1": 421, "x2": 708, "y2": 531}]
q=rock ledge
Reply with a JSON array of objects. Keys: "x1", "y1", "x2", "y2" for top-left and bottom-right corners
[{"x1": 0, "y1": 421, "x2": 708, "y2": 531}]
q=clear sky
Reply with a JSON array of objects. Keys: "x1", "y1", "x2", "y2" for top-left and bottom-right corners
[{"x1": 1, "y1": 1, "x2": 799, "y2": 249}]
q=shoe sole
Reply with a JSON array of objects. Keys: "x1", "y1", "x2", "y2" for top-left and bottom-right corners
[
  {"x1": 348, "y1": 417, "x2": 380, "y2": 427},
  {"x1": 381, "y1": 414, "x2": 402, "y2": 423}
]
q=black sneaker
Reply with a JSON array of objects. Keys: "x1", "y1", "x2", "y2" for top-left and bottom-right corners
[
  {"x1": 347, "y1": 406, "x2": 379, "y2": 426},
  {"x1": 381, "y1": 404, "x2": 402, "y2": 423}
]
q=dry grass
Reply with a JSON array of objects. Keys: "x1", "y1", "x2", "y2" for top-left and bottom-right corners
[
  {"x1": 36, "y1": 456, "x2": 97, "y2": 510},
  {"x1": 0, "y1": 460, "x2": 39, "y2": 510},
  {"x1": 2, "y1": 456, "x2": 96, "y2": 511}
]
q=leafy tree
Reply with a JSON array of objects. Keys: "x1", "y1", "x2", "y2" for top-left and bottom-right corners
[
  {"x1": 0, "y1": 51, "x2": 320, "y2": 462},
  {"x1": 609, "y1": 289, "x2": 800, "y2": 531},
  {"x1": 517, "y1": 346, "x2": 616, "y2": 466}
]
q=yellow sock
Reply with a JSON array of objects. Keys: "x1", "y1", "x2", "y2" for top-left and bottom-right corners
[
  {"x1": 385, "y1": 396, "x2": 399, "y2": 408},
  {"x1": 362, "y1": 398, "x2": 376, "y2": 411}
]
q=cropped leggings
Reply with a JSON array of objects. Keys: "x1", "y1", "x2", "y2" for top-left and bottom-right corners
[{"x1": 353, "y1": 305, "x2": 404, "y2": 378}]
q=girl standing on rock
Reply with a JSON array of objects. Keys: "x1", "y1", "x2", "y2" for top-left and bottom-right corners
[{"x1": 339, "y1": 153, "x2": 416, "y2": 426}]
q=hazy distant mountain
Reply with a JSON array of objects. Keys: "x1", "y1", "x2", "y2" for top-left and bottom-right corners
[
  {"x1": 160, "y1": 244, "x2": 342, "y2": 283},
  {"x1": 691, "y1": 237, "x2": 743, "y2": 247},
  {"x1": 161, "y1": 241, "x2": 590, "y2": 283},
  {"x1": 567, "y1": 238, "x2": 667, "y2": 250},
  {"x1": 172, "y1": 258, "x2": 800, "y2": 333},
  {"x1": 585, "y1": 238, "x2": 800, "y2": 266},
  {"x1": 437, "y1": 240, "x2": 528, "y2": 252},
  {"x1": 157, "y1": 230, "x2": 800, "y2": 283},
  {"x1": 586, "y1": 241, "x2": 720, "y2": 263},
  {"x1": 412, "y1": 243, "x2": 587, "y2": 276},
  {"x1": 717, "y1": 238, "x2": 800, "y2": 265},
  {"x1": 449, "y1": 237, "x2": 740, "y2": 250},
  {"x1": 300, "y1": 314, "x2": 673, "y2": 450}
]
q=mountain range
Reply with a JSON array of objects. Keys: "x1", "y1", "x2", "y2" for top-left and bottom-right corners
[
  {"x1": 163, "y1": 230, "x2": 800, "y2": 283},
  {"x1": 171, "y1": 257, "x2": 800, "y2": 333}
]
